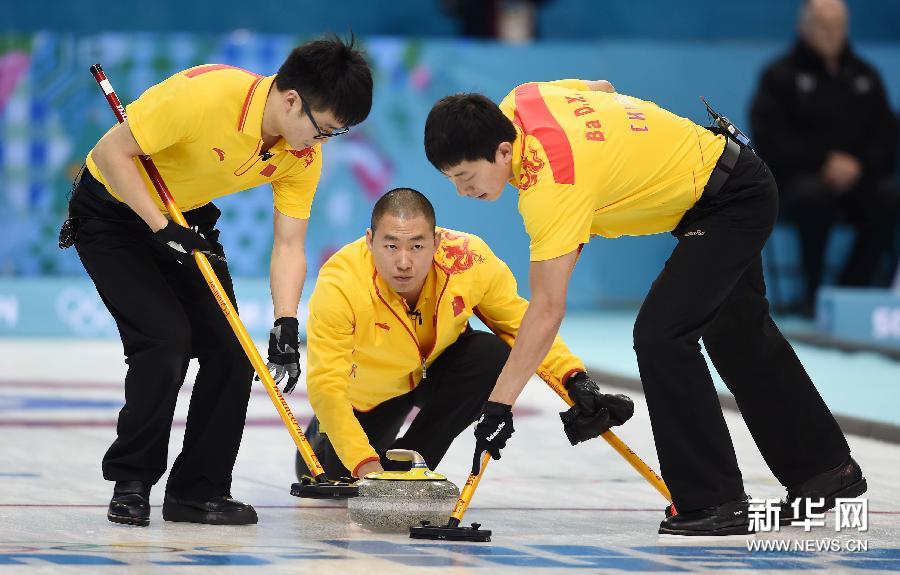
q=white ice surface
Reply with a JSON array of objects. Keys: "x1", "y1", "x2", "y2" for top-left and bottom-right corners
[{"x1": 1, "y1": 338, "x2": 898, "y2": 574}]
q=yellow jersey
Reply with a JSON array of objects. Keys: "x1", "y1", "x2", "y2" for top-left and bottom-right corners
[
  {"x1": 498, "y1": 79, "x2": 726, "y2": 261},
  {"x1": 306, "y1": 228, "x2": 586, "y2": 474},
  {"x1": 86, "y1": 64, "x2": 322, "y2": 219}
]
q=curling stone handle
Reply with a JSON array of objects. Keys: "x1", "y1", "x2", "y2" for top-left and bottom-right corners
[{"x1": 386, "y1": 449, "x2": 428, "y2": 468}]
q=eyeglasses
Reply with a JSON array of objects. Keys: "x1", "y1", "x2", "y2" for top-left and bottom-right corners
[{"x1": 299, "y1": 93, "x2": 350, "y2": 140}]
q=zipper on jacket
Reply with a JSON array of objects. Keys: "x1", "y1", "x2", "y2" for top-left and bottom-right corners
[
  {"x1": 426, "y1": 269, "x2": 451, "y2": 379},
  {"x1": 373, "y1": 270, "x2": 427, "y2": 379},
  {"x1": 371, "y1": 266, "x2": 451, "y2": 381}
]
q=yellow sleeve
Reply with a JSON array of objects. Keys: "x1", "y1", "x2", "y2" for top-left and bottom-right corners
[
  {"x1": 473, "y1": 244, "x2": 586, "y2": 388},
  {"x1": 305, "y1": 276, "x2": 379, "y2": 475},
  {"x1": 127, "y1": 74, "x2": 203, "y2": 155},
  {"x1": 518, "y1": 179, "x2": 594, "y2": 262},
  {"x1": 272, "y1": 147, "x2": 323, "y2": 219},
  {"x1": 547, "y1": 78, "x2": 591, "y2": 91}
]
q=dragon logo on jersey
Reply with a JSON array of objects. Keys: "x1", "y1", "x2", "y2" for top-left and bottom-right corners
[
  {"x1": 518, "y1": 146, "x2": 544, "y2": 190},
  {"x1": 435, "y1": 231, "x2": 484, "y2": 275},
  {"x1": 289, "y1": 147, "x2": 317, "y2": 168}
]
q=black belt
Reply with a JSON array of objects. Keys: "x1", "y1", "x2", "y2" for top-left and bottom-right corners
[
  {"x1": 81, "y1": 167, "x2": 124, "y2": 204},
  {"x1": 703, "y1": 137, "x2": 741, "y2": 199}
]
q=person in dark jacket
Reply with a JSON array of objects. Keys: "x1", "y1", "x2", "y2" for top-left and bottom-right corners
[{"x1": 750, "y1": 0, "x2": 900, "y2": 313}]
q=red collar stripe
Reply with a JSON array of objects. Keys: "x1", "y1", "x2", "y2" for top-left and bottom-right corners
[{"x1": 237, "y1": 76, "x2": 264, "y2": 132}]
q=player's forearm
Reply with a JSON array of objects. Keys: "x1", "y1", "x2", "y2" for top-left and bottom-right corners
[
  {"x1": 92, "y1": 141, "x2": 168, "y2": 232},
  {"x1": 489, "y1": 298, "x2": 565, "y2": 405},
  {"x1": 270, "y1": 242, "x2": 306, "y2": 319},
  {"x1": 308, "y1": 377, "x2": 378, "y2": 475}
]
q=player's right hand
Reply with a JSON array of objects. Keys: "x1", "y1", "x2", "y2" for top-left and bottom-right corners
[
  {"x1": 153, "y1": 221, "x2": 217, "y2": 265},
  {"x1": 560, "y1": 372, "x2": 634, "y2": 445},
  {"x1": 264, "y1": 317, "x2": 301, "y2": 394},
  {"x1": 355, "y1": 459, "x2": 384, "y2": 479}
]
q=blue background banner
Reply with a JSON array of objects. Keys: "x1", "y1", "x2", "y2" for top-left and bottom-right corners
[
  {"x1": 2, "y1": 33, "x2": 900, "y2": 317},
  {"x1": 0, "y1": 277, "x2": 280, "y2": 339}
]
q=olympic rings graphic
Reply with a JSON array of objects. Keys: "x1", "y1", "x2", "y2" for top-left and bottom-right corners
[{"x1": 55, "y1": 287, "x2": 116, "y2": 336}]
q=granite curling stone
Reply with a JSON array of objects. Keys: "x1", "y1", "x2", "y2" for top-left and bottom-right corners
[{"x1": 348, "y1": 449, "x2": 460, "y2": 532}]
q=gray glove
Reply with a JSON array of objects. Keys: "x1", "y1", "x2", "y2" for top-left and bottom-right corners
[{"x1": 264, "y1": 317, "x2": 300, "y2": 393}]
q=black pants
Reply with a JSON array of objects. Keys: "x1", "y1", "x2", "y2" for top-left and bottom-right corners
[
  {"x1": 296, "y1": 329, "x2": 509, "y2": 478},
  {"x1": 782, "y1": 176, "x2": 900, "y2": 307},
  {"x1": 68, "y1": 169, "x2": 253, "y2": 500},
  {"x1": 634, "y1": 147, "x2": 850, "y2": 513}
]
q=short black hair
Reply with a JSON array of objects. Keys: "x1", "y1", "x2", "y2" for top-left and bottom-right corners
[
  {"x1": 370, "y1": 188, "x2": 436, "y2": 233},
  {"x1": 275, "y1": 34, "x2": 373, "y2": 127},
  {"x1": 424, "y1": 93, "x2": 517, "y2": 171}
]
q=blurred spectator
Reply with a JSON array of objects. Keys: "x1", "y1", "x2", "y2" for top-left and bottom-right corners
[
  {"x1": 441, "y1": 0, "x2": 549, "y2": 42},
  {"x1": 750, "y1": 0, "x2": 900, "y2": 314}
]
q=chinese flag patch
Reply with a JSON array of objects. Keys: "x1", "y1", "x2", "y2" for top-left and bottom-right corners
[{"x1": 452, "y1": 296, "x2": 465, "y2": 317}]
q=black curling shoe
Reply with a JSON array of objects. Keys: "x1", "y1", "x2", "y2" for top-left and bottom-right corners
[
  {"x1": 107, "y1": 481, "x2": 151, "y2": 527},
  {"x1": 780, "y1": 456, "x2": 867, "y2": 525},
  {"x1": 658, "y1": 496, "x2": 754, "y2": 537},
  {"x1": 162, "y1": 493, "x2": 258, "y2": 525}
]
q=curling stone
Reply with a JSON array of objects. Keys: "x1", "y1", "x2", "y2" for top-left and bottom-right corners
[{"x1": 348, "y1": 449, "x2": 459, "y2": 532}]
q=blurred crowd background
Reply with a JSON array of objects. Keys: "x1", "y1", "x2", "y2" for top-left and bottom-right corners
[{"x1": 2, "y1": 0, "x2": 899, "y2": 338}]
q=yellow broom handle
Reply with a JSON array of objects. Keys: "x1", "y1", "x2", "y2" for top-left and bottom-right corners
[
  {"x1": 550, "y1": 379, "x2": 671, "y2": 502},
  {"x1": 187, "y1": 249, "x2": 327, "y2": 478},
  {"x1": 446, "y1": 377, "x2": 671, "y2": 528},
  {"x1": 599, "y1": 429, "x2": 670, "y2": 502},
  {"x1": 448, "y1": 452, "x2": 490, "y2": 527}
]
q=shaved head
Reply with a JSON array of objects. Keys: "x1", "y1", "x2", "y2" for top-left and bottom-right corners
[{"x1": 370, "y1": 188, "x2": 436, "y2": 233}]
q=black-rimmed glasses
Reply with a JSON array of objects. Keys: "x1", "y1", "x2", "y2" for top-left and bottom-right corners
[{"x1": 300, "y1": 93, "x2": 349, "y2": 139}]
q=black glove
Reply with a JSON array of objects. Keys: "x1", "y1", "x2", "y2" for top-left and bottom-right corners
[
  {"x1": 153, "y1": 221, "x2": 220, "y2": 265},
  {"x1": 471, "y1": 401, "x2": 514, "y2": 475},
  {"x1": 560, "y1": 371, "x2": 634, "y2": 446},
  {"x1": 264, "y1": 316, "x2": 300, "y2": 394}
]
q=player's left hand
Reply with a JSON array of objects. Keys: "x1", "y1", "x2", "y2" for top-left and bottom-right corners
[
  {"x1": 471, "y1": 401, "x2": 514, "y2": 475},
  {"x1": 560, "y1": 372, "x2": 634, "y2": 445},
  {"x1": 262, "y1": 316, "x2": 301, "y2": 393}
]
